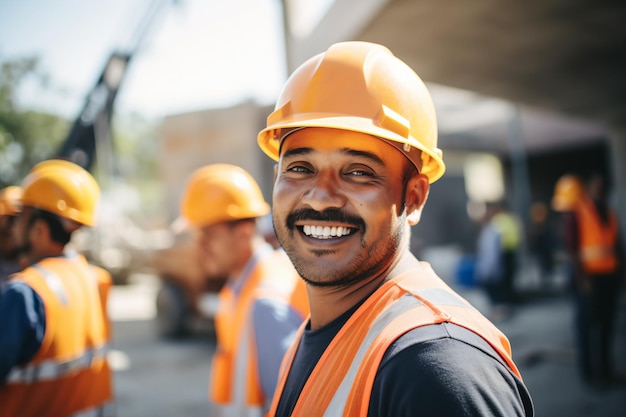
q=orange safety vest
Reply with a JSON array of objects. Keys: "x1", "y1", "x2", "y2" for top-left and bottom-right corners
[
  {"x1": 0, "y1": 256, "x2": 115, "y2": 417},
  {"x1": 576, "y1": 199, "x2": 619, "y2": 274},
  {"x1": 268, "y1": 263, "x2": 522, "y2": 417},
  {"x1": 210, "y1": 248, "x2": 308, "y2": 417}
]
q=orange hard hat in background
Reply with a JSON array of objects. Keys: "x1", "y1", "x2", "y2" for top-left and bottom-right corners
[
  {"x1": 0, "y1": 186, "x2": 23, "y2": 216},
  {"x1": 257, "y1": 41, "x2": 445, "y2": 183},
  {"x1": 177, "y1": 164, "x2": 270, "y2": 230},
  {"x1": 20, "y1": 159, "x2": 100, "y2": 226},
  {"x1": 551, "y1": 174, "x2": 585, "y2": 212}
]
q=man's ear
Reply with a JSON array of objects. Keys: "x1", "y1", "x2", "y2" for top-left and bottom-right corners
[
  {"x1": 405, "y1": 174, "x2": 430, "y2": 226},
  {"x1": 273, "y1": 163, "x2": 278, "y2": 182}
]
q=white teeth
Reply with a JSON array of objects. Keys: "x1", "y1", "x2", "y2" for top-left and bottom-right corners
[{"x1": 302, "y1": 225, "x2": 353, "y2": 239}]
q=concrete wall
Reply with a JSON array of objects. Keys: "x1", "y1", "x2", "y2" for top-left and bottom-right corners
[{"x1": 156, "y1": 101, "x2": 271, "y2": 221}]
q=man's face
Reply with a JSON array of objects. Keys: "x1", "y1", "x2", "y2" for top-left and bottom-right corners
[
  {"x1": 272, "y1": 127, "x2": 415, "y2": 287},
  {"x1": 196, "y1": 222, "x2": 240, "y2": 278}
]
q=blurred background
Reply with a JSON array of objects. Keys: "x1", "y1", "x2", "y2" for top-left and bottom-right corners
[{"x1": 1, "y1": 0, "x2": 625, "y2": 416}]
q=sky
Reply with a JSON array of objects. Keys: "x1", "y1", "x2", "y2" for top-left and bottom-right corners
[{"x1": 0, "y1": 0, "x2": 288, "y2": 120}]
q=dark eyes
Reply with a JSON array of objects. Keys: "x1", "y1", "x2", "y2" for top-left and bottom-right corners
[
  {"x1": 347, "y1": 169, "x2": 373, "y2": 177},
  {"x1": 287, "y1": 165, "x2": 312, "y2": 174}
]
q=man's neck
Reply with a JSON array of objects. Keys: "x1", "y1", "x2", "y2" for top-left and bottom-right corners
[{"x1": 306, "y1": 251, "x2": 420, "y2": 330}]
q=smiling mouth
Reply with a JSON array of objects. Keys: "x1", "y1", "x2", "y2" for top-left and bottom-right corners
[{"x1": 301, "y1": 225, "x2": 355, "y2": 239}]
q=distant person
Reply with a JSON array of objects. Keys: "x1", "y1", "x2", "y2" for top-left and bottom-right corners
[
  {"x1": 475, "y1": 201, "x2": 522, "y2": 319},
  {"x1": 553, "y1": 173, "x2": 624, "y2": 387},
  {"x1": 528, "y1": 201, "x2": 556, "y2": 290},
  {"x1": 257, "y1": 41, "x2": 533, "y2": 416},
  {"x1": 0, "y1": 159, "x2": 115, "y2": 417},
  {"x1": 0, "y1": 186, "x2": 23, "y2": 283},
  {"x1": 475, "y1": 202, "x2": 507, "y2": 319},
  {"x1": 176, "y1": 163, "x2": 308, "y2": 416},
  {"x1": 490, "y1": 201, "x2": 523, "y2": 303}
]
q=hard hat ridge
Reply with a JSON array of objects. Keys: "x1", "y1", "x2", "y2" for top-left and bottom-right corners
[{"x1": 258, "y1": 41, "x2": 445, "y2": 183}]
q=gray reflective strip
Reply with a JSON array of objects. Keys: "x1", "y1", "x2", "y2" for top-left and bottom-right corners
[
  {"x1": 6, "y1": 344, "x2": 109, "y2": 384},
  {"x1": 413, "y1": 287, "x2": 470, "y2": 308},
  {"x1": 71, "y1": 401, "x2": 116, "y2": 417},
  {"x1": 215, "y1": 314, "x2": 263, "y2": 417},
  {"x1": 323, "y1": 294, "x2": 421, "y2": 417},
  {"x1": 34, "y1": 264, "x2": 68, "y2": 305}
]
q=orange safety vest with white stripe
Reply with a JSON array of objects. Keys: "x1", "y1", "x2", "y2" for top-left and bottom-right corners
[
  {"x1": 210, "y1": 247, "x2": 308, "y2": 417},
  {"x1": 575, "y1": 198, "x2": 619, "y2": 274},
  {"x1": 268, "y1": 263, "x2": 522, "y2": 417},
  {"x1": 0, "y1": 256, "x2": 115, "y2": 417}
]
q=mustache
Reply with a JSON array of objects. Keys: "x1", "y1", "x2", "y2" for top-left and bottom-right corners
[{"x1": 286, "y1": 208, "x2": 365, "y2": 231}]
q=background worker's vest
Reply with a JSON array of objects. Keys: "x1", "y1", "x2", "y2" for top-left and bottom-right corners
[
  {"x1": 576, "y1": 199, "x2": 618, "y2": 274},
  {"x1": 268, "y1": 264, "x2": 522, "y2": 417},
  {"x1": 210, "y1": 249, "x2": 308, "y2": 417},
  {"x1": 492, "y1": 212, "x2": 521, "y2": 251},
  {"x1": 0, "y1": 256, "x2": 115, "y2": 417}
]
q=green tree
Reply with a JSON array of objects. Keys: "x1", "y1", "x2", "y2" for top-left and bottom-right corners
[{"x1": 0, "y1": 56, "x2": 69, "y2": 186}]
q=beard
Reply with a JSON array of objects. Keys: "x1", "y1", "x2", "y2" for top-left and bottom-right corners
[{"x1": 274, "y1": 207, "x2": 405, "y2": 288}]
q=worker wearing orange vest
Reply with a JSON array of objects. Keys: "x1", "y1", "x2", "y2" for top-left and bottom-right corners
[
  {"x1": 257, "y1": 41, "x2": 533, "y2": 416},
  {"x1": 176, "y1": 164, "x2": 309, "y2": 417},
  {"x1": 0, "y1": 186, "x2": 24, "y2": 283},
  {"x1": 0, "y1": 159, "x2": 115, "y2": 417},
  {"x1": 553, "y1": 173, "x2": 624, "y2": 387}
]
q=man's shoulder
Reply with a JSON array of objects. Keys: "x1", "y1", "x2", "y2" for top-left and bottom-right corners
[
  {"x1": 382, "y1": 323, "x2": 504, "y2": 365},
  {"x1": 370, "y1": 323, "x2": 533, "y2": 417}
]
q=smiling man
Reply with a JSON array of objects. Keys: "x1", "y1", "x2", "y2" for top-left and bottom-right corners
[{"x1": 257, "y1": 41, "x2": 534, "y2": 417}]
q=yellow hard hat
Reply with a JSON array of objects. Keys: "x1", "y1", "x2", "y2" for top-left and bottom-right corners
[
  {"x1": 20, "y1": 159, "x2": 100, "y2": 226},
  {"x1": 257, "y1": 41, "x2": 445, "y2": 183},
  {"x1": 0, "y1": 186, "x2": 22, "y2": 216},
  {"x1": 178, "y1": 164, "x2": 270, "y2": 229},
  {"x1": 551, "y1": 174, "x2": 585, "y2": 212}
]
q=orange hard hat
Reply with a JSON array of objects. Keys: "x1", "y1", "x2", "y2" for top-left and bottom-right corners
[
  {"x1": 257, "y1": 41, "x2": 445, "y2": 183},
  {"x1": 0, "y1": 185, "x2": 22, "y2": 216},
  {"x1": 20, "y1": 159, "x2": 100, "y2": 226},
  {"x1": 178, "y1": 164, "x2": 270, "y2": 229},
  {"x1": 0, "y1": 186, "x2": 22, "y2": 216},
  {"x1": 551, "y1": 174, "x2": 585, "y2": 212}
]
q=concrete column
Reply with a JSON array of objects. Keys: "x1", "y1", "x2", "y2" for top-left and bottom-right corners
[{"x1": 607, "y1": 125, "x2": 626, "y2": 251}]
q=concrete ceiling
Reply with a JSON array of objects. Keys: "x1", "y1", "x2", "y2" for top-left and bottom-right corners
[{"x1": 284, "y1": 0, "x2": 626, "y2": 153}]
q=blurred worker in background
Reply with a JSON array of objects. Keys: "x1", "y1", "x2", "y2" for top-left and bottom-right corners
[
  {"x1": 491, "y1": 200, "x2": 523, "y2": 304},
  {"x1": 0, "y1": 159, "x2": 115, "y2": 417},
  {"x1": 257, "y1": 41, "x2": 533, "y2": 416},
  {"x1": 476, "y1": 200, "x2": 522, "y2": 320},
  {"x1": 475, "y1": 201, "x2": 507, "y2": 319},
  {"x1": 528, "y1": 201, "x2": 556, "y2": 290},
  {"x1": 176, "y1": 163, "x2": 308, "y2": 417},
  {"x1": 0, "y1": 186, "x2": 23, "y2": 283},
  {"x1": 553, "y1": 173, "x2": 624, "y2": 388}
]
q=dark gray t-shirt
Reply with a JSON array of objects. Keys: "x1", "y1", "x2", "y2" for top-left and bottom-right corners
[{"x1": 274, "y1": 302, "x2": 534, "y2": 417}]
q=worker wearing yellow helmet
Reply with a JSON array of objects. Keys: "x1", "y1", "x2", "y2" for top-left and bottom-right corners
[
  {"x1": 259, "y1": 41, "x2": 533, "y2": 416},
  {"x1": 552, "y1": 173, "x2": 623, "y2": 387},
  {"x1": 0, "y1": 186, "x2": 23, "y2": 282},
  {"x1": 0, "y1": 159, "x2": 115, "y2": 417},
  {"x1": 552, "y1": 174, "x2": 586, "y2": 212},
  {"x1": 176, "y1": 163, "x2": 308, "y2": 417}
]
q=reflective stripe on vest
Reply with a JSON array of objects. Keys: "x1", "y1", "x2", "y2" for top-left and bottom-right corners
[
  {"x1": 268, "y1": 266, "x2": 521, "y2": 417},
  {"x1": 210, "y1": 245, "x2": 273, "y2": 417},
  {"x1": 34, "y1": 263, "x2": 69, "y2": 305},
  {"x1": 0, "y1": 257, "x2": 115, "y2": 417},
  {"x1": 6, "y1": 344, "x2": 109, "y2": 384},
  {"x1": 215, "y1": 316, "x2": 263, "y2": 417},
  {"x1": 324, "y1": 293, "x2": 419, "y2": 416}
]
